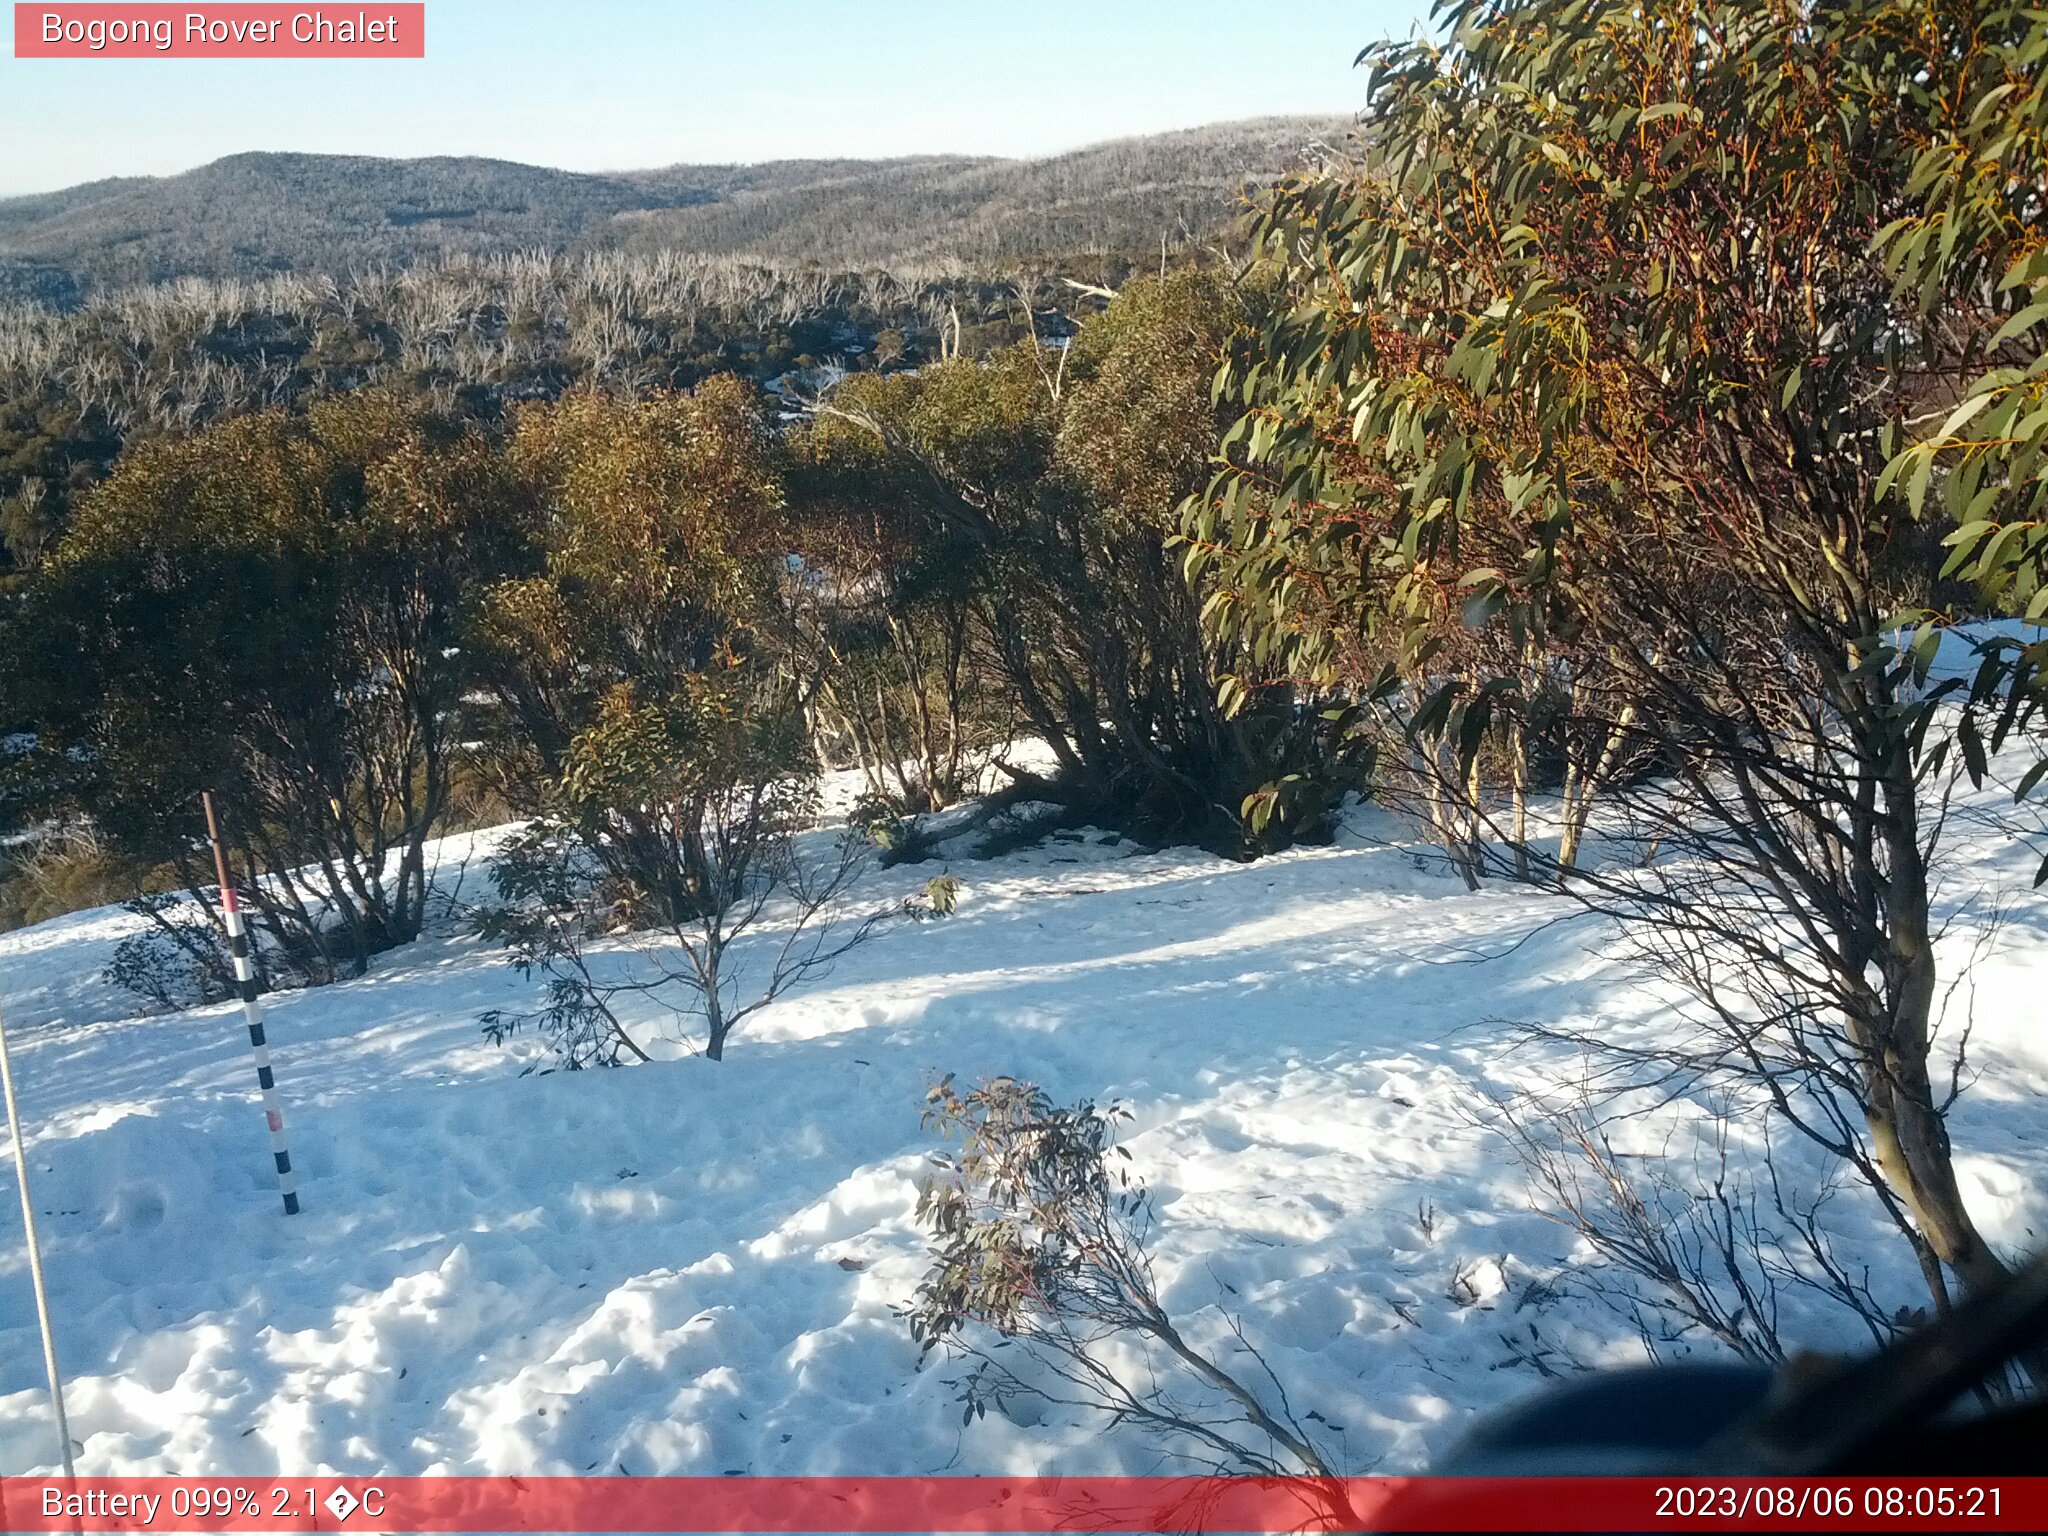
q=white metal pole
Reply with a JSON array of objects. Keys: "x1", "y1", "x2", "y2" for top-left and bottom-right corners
[{"x1": 0, "y1": 997, "x2": 76, "y2": 1477}]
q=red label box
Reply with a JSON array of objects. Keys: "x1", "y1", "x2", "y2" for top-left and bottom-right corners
[
  {"x1": 13, "y1": 4, "x2": 425, "y2": 58},
  {"x1": 1, "y1": 1476, "x2": 2046, "y2": 1533}
]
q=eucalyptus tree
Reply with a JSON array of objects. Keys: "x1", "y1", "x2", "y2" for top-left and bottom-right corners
[
  {"x1": 20, "y1": 391, "x2": 517, "y2": 984},
  {"x1": 468, "y1": 377, "x2": 883, "y2": 1066},
  {"x1": 796, "y1": 273, "x2": 1367, "y2": 854},
  {"x1": 1190, "y1": 0, "x2": 2048, "y2": 1322}
]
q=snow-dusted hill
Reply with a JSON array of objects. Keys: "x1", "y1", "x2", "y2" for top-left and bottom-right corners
[{"x1": 2, "y1": 781, "x2": 2044, "y2": 1478}]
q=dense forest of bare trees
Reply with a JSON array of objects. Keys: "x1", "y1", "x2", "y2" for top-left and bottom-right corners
[{"x1": 0, "y1": 251, "x2": 1095, "y2": 575}]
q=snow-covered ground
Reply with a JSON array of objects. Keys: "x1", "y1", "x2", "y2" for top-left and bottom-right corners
[{"x1": 1, "y1": 769, "x2": 2044, "y2": 1478}]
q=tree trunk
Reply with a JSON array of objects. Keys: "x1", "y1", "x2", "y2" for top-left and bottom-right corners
[
  {"x1": 703, "y1": 966, "x2": 727, "y2": 1062},
  {"x1": 1462, "y1": 748, "x2": 1487, "y2": 885},
  {"x1": 1420, "y1": 742, "x2": 1481, "y2": 890},
  {"x1": 1859, "y1": 1028, "x2": 2011, "y2": 1298},
  {"x1": 1868, "y1": 787, "x2": 2014, "y2": 1305},
  {"x1": 1558, "y1": 695, "x2": 1638, "y2": 874},
  {"x1": 1508, "y1": 719, "x2": 1532, "y2": 883}
]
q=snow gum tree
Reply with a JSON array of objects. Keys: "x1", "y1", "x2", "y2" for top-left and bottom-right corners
[
  {"x1": 1189, "y1": 0, "x2": 2048, "y2": 1322},
  {"x1": 13, "y1": 390, "x2": 519, "y2": 985},
  {"x1": 471, "y1": 376, "x2": 880, "y2": 1064},
  {"x1": 477, "y1": 677, "x2": 881, "y2": 1065},
  {"x1": 470, "y1": 376, "x2": 788, "y2": 843},
  {"x1": 793, "y1": 274, "x2": 1370, "y2": 854}
]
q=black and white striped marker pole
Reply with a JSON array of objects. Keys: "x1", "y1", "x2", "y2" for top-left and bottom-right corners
[{"x1": 203, "y1": 792, "x2": 300, "y2": 1216}]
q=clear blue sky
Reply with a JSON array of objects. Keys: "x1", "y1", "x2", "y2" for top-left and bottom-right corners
[{"x1": 0, "y1": 2, "x2": 1430, "y2": 196}]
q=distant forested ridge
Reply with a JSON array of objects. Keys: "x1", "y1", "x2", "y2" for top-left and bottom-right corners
[
  {"x1": 0, "y1": 117, "x2": 1353, "y2": 296},
  {"x1": 0, "y1": 116, "x2": 1354, "y2": 582},
  {"x1": 608, "y1": 118, "x2": 1356, "y2": 269}
]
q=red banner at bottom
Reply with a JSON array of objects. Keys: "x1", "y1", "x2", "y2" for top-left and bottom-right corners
[{"x1": 1, "y1": 1476, "x2": 2043, "y2": 1533}]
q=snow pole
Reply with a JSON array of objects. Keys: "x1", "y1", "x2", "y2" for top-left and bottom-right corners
[
  {"x1": 0, "y1": 996, "x2": 76, "y2": 1477},
  {"x1": 202, "y1": 791, "x2": 300, "y2": 1216}
]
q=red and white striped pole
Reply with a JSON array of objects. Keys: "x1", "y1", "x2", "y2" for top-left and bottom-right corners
[{"x1": 202, "y1": 792, "x2": 300, "y2": 1216}]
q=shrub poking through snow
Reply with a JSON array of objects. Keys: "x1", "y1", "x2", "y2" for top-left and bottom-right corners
[
  {"x1": 104, "y1": 896, "x2": 238, "y2": 1013},
  {"x1": 902, "y1": 874, "x2": 959, "y2": 921},
  {"x1": 475, "y1": 821, "x2": 641, "y2": 1070},
  {"x1": 475, "y1": 681, "x2": 889, "y2": 1065},
  {"x1": 908, "y1": 1074, "x2": 1350, "y2": 1496}
]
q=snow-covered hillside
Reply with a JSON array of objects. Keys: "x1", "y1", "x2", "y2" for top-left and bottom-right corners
[{"x1": 2, "y1": 777, "x2": 2044, "y2": 1478}]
